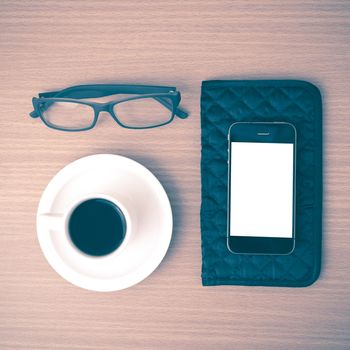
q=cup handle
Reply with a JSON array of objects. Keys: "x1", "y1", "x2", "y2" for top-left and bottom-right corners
[{"x1": 38, "y1": 213, "x2": 65, "y2": 232}]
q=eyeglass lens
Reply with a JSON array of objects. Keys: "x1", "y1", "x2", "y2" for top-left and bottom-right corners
[
  {"x1": 39, "y1": 100, "x2": 95, "y2": 130},
  {"x1": 113, "y1": 97, "x2": 173, "y2": 128}
]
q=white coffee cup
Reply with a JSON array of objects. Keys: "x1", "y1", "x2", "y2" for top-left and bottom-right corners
[{"x1": 38, "y1": 193, "x2": 132, "y2": 258}]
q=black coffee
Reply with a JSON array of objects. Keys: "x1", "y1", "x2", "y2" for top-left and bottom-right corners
[{"x1": 68, "y1": 198, "x2": 126, "y2": 256}]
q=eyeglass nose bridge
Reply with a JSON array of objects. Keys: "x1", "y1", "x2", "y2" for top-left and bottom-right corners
[
  {"x1": 93, "y1": 102, "x2": 115, "y2": 118},
  {"x1": 92, "y1": 102, "x2": 122, "y2": 127}
]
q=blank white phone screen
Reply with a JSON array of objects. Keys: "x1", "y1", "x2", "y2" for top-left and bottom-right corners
[{"x1": 230, "y1": 142, "x2": 294, "y2": 238}]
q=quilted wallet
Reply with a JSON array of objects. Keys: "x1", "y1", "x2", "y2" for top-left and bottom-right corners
[{"x1": 200, "y1": 80, "x2": 323, "y2": 287}]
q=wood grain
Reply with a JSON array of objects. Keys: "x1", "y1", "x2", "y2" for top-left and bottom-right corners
[{"x1": 0, "y1": 1, "x2": 350, "y2": 349}]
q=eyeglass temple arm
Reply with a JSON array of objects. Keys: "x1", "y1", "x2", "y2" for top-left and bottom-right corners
[
  {"x1": 153, "y1": 96, "x2": 188, "y2": 119},
  {"x1": 30, "y1": 87, "x2": 189, "y2": 119},
  {"x1": 30, "y1": 92, "x2": 57, "y2": 118}
]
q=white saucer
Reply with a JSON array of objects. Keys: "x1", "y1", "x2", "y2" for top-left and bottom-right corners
[{"x1": 36, "y1": 154, "x2": 172, "y2": 291}]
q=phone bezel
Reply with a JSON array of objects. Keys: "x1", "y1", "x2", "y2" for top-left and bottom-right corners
[{"x1": 227, "y1": 122, "x2": 296, "y2": 255}]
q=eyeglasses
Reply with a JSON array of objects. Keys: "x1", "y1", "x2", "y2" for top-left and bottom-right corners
[{"x1": 30, "y1": 84, "x2": 189, "y2": 131}]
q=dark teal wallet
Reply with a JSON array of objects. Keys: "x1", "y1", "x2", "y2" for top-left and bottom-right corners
[{"x1": 200, "y1": 80, "x2": 323, "y2": 287}]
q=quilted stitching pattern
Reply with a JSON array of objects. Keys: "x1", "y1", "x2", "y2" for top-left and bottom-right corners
[{"x1": 200, "y1": 80, "x2": 322, "y2": 287}]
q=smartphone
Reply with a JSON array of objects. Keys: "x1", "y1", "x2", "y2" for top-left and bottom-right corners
[{"x1": 227, "y1": 122, "x2": 296, "y2": 255}]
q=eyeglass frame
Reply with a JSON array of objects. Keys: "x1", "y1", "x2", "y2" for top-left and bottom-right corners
[{"x1": 30, "y1": 84, "x2": 189, "y2": 131}]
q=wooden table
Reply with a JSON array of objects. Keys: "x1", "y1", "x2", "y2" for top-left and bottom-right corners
[{"x1": 1, "y1": 1, "x2": 349, "y2": 349}]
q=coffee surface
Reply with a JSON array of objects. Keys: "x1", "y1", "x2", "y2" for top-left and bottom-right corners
[{"x1": 68, "y1": 198, "x2": 126, "y2": 256}]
